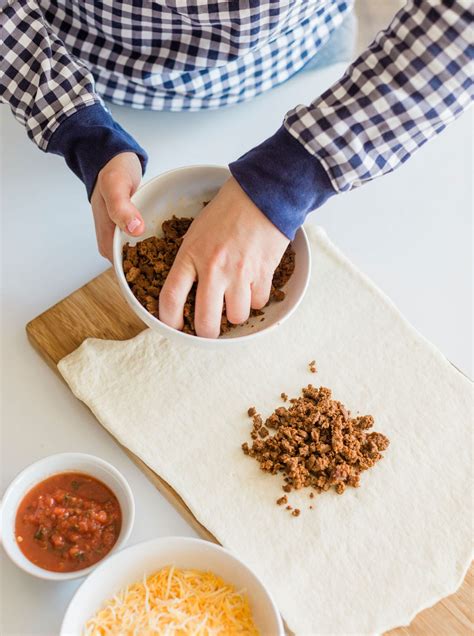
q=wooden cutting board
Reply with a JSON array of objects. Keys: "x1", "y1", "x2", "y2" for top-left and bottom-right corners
[{"x1": 26, "y1": 268, "x2": 473, "y2": 636}]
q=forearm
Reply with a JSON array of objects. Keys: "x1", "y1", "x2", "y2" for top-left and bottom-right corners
[
  {"x1": 230, "y1": 127, "x2": 336, "y2": 240},
  {"x1": 1, "y1": 0, "x2": 147, "y2": 196},
  {"x1": 1, "y1": 0, "x2": 100, "y2": 148},
  {"x1": 230, "y1": 0, "x2": 472, "y2": 239},
  {"x1": 47, "y1": 105, "x2": 147, "y2": 199},
  {"x1": 285, "y1": 0, "x2": 472, "y2": 193}
]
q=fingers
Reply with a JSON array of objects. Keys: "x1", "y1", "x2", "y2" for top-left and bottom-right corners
[
  {"x1": 194, "y1": 274, "x2": 226, "y2": 339},
  {"x1": 91, "y1": 193, "x2": 115, "y2": 262},
  {"x1": 100, "y1": 172, "x2": 145, "y2": 237},
  {"x1": 225, "y1": 280, "x2": 251, "y2": 325},
  {"x1": 159, "y1": 256, "x2": 196, "y2": 331},
  {"x1": 250, "y1": 276, "x2": 272, "y2": 310},
  {"x1": 161, "y1": 259, "x2": 269, "y2": 336},
  {"x1": 99, "y1": 222, "x2": 115, "y2": 263}
]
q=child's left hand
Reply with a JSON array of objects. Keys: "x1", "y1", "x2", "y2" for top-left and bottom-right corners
[{"x1": 90, "y1": 152, "x2": 145, "y2": 261}]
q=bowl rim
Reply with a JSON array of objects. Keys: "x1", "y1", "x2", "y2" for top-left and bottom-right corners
[
  {"x1": 0, "y1": 452, "x2": 135, "y2": 581},
  {"x1": 112, "y1": 164, "x2": 311, "y2": 345},
  {"x1": 61, "y1": 535, "x2": 285, "y2": 635}
]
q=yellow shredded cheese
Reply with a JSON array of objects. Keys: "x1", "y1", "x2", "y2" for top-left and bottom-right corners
[{"x1": 84, "y1": 565, "x2": 260, "y2": 635}]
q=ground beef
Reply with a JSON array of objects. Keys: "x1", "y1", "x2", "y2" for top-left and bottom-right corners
[
  {"x1": 242, "y1": 384, "x2": 389, "y2": 511},
  {"x1": 122, "y1": 215, "x2": 295, "y2": 336}
]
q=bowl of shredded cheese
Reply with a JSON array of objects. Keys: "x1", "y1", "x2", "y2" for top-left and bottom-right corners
[{"x1": 60, "y1": 536, "x2": 284, "y2": 635}]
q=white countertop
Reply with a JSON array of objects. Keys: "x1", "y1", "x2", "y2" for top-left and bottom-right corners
[{"x1": 1, "y1": 63, "x2": 472, "y2": 635}]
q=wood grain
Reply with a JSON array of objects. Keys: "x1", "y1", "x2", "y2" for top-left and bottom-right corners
[
  {"x1": 26, "y1": 268, "x2": 472, "y2": 636},
  {"x1": 26, "y1": 269, "x2": 218, "y2": 545}
]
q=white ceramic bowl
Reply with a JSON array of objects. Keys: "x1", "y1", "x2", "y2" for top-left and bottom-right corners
[
  {"x1": 113, "y1": 165, "x2": 311, "y2": 348},
  {"x1": 61, "y1": 536, "x2": 284, "y2": 635},
  {"x1": 0, "y1": 453, "x2": 135, "y2": 581}
]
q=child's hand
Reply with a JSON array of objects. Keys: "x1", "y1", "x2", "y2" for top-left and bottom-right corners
[
  {"x1": 159, "y1": 177, "x2": 289, "y2": 338},
  {"x1": 90, "y1": 152, "x2": 144, "y2": 261}
]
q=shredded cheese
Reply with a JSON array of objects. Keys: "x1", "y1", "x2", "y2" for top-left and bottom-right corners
[{"x1": 84, "y1": 566, "x2": 260, "y2": 635}]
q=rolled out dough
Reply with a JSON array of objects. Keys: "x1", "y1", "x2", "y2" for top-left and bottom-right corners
[{"x1": 59, "y1": 226, "x2": 472, "y2": 635}]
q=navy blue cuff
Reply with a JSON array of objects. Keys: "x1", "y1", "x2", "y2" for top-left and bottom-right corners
[
  {"x1": 229, "y1": 126, "x2": 336, "y2": 240},
  {"x1": 47, "y1": 104, "x2": 148, "y2": 199}
]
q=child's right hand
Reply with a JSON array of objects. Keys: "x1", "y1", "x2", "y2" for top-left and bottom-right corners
[{"x1": 90, "y1": 152, "x2": 145, "y2": 261}]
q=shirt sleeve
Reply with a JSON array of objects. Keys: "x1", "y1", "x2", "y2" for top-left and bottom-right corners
[
  {"x1": 230, "y1": 0, "x2": 472, "y2": 240},
  {"x1": 0, "y1": 0, "x2": 147, "y2": 198}
]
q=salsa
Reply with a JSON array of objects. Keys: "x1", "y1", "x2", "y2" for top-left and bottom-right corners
[{"x1": 15, "y1": 472, "x2": 121, "y2": 572}]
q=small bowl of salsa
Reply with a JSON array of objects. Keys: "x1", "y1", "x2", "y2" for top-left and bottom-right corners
[{"x1": 1, "y1": 453, "x2": 135, "y2": 580}]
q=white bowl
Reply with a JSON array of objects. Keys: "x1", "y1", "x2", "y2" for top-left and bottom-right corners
[
  {"x1": 113, "y1": 164, "x2": 311, "y2": 348},
  {"x1": 0, "y1": 453, "x2": 135, "y2": 581},
  {"x1": 61, "y1": 536, "x2": 284, "y2": 635}
]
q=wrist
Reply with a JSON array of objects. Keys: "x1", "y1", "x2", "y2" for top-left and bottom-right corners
[
  {"x1": 229, "y1": 126, "x2": 336, "y2": 240},
  {"x1": 47, "y1": 104, "x2": 148, "y2": 199},
  {"x1": 96, "y1": 152, "x2": 142, "y2": 188}
]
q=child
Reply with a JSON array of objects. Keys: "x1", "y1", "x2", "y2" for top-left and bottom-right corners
[{"x1": 1, "y1": 1, "x2": 471, "y2": 337}]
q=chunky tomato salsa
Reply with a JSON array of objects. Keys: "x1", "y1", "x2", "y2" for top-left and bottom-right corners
[{"x1": 15, "y1": 472, "x2": 121, "y2": 572}]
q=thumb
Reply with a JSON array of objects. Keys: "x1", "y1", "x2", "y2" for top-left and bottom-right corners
[{"x1": 100, "y1": 172, "x2": 145, "y2": 237}]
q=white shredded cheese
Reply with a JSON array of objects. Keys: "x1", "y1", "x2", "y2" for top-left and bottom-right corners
[{"x1": 83, "y1": 566, "x2": 260, "y2": 635}]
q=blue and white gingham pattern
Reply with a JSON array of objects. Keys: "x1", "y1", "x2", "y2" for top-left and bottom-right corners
[
  {"x1": 1, "y1": 0, "x2": 102, "y2": 149},
  {"x1": 285, "y1": 0, "x2": 473, "y2": 193},
  {"x1": 1, "y1": 0, "x2": 472, "y2": 189},
  {"x1": 40, "y1": 0, "x2": 349, "y2": 111},
  {"x1": 1, "y1": 0, "x2": 350, "y2": 148}
]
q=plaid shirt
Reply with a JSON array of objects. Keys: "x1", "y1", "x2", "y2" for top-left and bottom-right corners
[{"x1": 1, "y1": 0, "x2": 472, "y2": 239}]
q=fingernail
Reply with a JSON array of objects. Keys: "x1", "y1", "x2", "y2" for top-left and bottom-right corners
[{"x1": 127, "y1": 218, "x2": 141, "y2": 233}]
